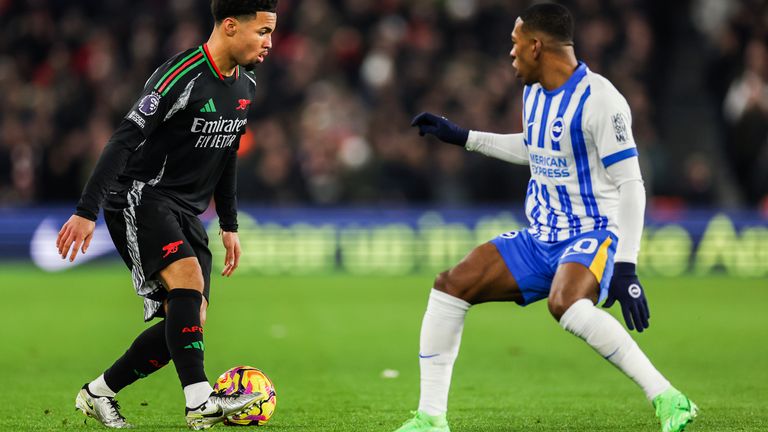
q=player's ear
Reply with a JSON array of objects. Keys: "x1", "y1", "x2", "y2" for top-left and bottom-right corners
[
  {"x1": 532, "y1": 38, "x2": 543, "y2": 59},
  {"x1": 222, "y1": 17, "x2": 238, "y2": 37}
]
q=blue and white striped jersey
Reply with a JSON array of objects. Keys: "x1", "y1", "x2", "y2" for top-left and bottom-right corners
[{"x1": 521, "y1": 62, "x2": 638, "y2": 242}]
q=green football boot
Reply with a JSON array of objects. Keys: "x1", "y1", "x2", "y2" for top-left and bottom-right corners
[
  {"x1": 393, "y1": 411, "x2": 450, "y2": 432},
  {"x1": 653, "y1": 387, "x2": 699, "y2": 432}
]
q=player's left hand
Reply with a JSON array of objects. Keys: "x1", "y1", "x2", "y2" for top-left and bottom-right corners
[
  {"x1": 603, "y1": 262, "x2": 650, "y2": 332},
  {"x1": 220, "y1": 230, "x2": 241, "y2": 277}
]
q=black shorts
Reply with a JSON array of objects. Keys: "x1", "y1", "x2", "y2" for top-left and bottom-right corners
[{"x1": 104, "y1": 203, "x2": 212, "y2": 321}]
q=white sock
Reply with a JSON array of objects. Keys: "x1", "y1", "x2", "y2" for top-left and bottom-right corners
[
  {"x1": 559, "y1": 299, "x2": 671, "y2": 400},
  {"x1": 417, "y1": 289, "x2": 471, "y2": 416},
  {"x1": 88, "y1": 374, "x2": 116, "y2": 398},
  {"x1": 184, "y1": 381, "x2": 214, "y2": 409}
]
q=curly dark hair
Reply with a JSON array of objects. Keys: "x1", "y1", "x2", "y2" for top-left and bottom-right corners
[{"x1": 210, "y1": 0, "x2": 278, "y2": 22}]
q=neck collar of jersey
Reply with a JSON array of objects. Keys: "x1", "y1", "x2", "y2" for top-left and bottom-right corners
[
  {"x1": 541, "y1": 61, "x2": 587, "y2": 96},
  {"x1": 202, "y1": 43, "x2": 239, "y2": 81}
]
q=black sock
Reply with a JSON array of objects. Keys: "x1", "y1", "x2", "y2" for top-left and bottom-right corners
[
  {"x1": 103, "y1": 320, "x2": 170, "y2": 393},
  {"x1": 165, "y1": 289, "x2": 207, "y2": 387}
]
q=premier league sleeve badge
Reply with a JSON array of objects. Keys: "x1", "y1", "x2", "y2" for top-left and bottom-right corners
[{"x1": 138, "y1": 92, "x2": 161, "y2": 116}]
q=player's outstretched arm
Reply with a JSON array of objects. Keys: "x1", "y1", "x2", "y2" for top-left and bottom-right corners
[
  {"x1": 465, "y1": 131, "x2": 529, "y2": 165},
  {"x1": 411, "y1": 112, "x2": 529, "y2": 165},
  {"x1": 56, "y1": 214, "x2": 96, "y2": 262}
]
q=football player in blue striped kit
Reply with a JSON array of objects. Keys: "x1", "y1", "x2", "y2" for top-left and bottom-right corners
[{"x1": 395, "y1": 3, "x2": 697, "y2": 432}]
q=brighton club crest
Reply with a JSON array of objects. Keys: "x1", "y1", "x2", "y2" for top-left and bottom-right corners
[{"x1": 549, "y1": 117, "x2": 565, "y2": 143}]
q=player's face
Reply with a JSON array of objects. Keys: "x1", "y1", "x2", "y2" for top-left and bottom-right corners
[
  {"x1": 509, "y1": 18, "x2": 538, "y2": 85},
  {"x1": 232, "y1": 12, "x2": 277, "y2": 67}
]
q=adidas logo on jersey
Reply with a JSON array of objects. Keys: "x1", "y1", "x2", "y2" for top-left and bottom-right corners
[{"x1": 200, "y1": 98, "x2": 217, "y2": 113}]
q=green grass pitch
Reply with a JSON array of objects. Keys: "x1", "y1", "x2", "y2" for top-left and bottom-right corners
[{"x1": 1, "y1": 264, "x2": 766, "y2": 431}]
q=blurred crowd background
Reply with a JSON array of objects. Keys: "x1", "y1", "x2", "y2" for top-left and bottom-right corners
[{"x1": 0, "y1": 0, "x2": 767, "y2": 211}]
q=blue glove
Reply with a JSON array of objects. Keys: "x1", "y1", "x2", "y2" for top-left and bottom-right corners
[
  {"x1": 603, "y1": 262, "x2": 650, "y2": 332},
  {"x1": 410, "y1": 112, "x2": 469, "y2": 146}
]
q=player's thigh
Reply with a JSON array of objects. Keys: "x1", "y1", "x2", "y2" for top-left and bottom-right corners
[
  {"x1": 435, "y1": 242, "x2": 523, "y2": 305},
  {"x1": 548, "y1": 231, "x2": 616, "y2": 320},
  {"x1": 105, "y1": 204, "x2": 200, "y2": 287},
  {"x1": 548, "y1": 262, "x2": 600, "y2": 320},
  {"x1": 160, "y1": 257, "x2": 205, "y2": 292},
  {"x1": 163, "y1": 216, "x2": 211, "y2": 321},
  {"x1": 124, "y1": 205, "x2": 204, "y2": 292},
  {"x1": 181, "y1": 215, "x2": 212, "y2": 299}
]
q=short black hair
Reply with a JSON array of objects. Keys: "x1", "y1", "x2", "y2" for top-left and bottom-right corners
[
  {"x1": 519, "y1": 3, "x2": 574, "y2": 44},
  {"x1": 210, "y1": 0, "x2": 278, "y2": 22}
]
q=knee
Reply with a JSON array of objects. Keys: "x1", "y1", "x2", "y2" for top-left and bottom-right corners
[
  {"x1": 178, "y1": 274, "x2": 205, "y2": 293},
  {"x1": 183, "y1": 262, "x2": 205, "y2": 291},
  {"x1": 547, "y1": 296, "x2": 570, "y2": 322},
  {"x1": 433, "y1": 270, "x2": 472, "y2": 303},
  {"x1": 183, "y1": 282, "x2": 204, "y2": 294},
  {"x1": 200, "y1": 301, "x2": 207, "y2": 326},
  {"x1": 547, "y1": 287, "x2": 587, "y2": 322}
]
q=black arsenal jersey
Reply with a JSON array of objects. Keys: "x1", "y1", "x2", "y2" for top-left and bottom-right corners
[{"x1": 76, "y1": 44, "x2": 256, "y2": 231}]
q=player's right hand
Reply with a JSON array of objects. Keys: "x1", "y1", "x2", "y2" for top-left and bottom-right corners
[
  {"x1": 410, "y1": 112, "x2": 469, "y2": 146},
  {"x1": 56, "y1": 214, "x2": 96, "y2": 262}
]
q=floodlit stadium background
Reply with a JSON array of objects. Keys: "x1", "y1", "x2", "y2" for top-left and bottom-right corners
[
  {"x1": 1, "y1": 2, "x2": 768, "y2": 431},
  {"x1": 1, "y1": 0, "x2": 767, "y2": 275}
]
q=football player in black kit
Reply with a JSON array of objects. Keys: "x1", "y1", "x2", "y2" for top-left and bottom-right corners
[{"x1": 56, "y1": 1, "x2": 278, "y2": 429}]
